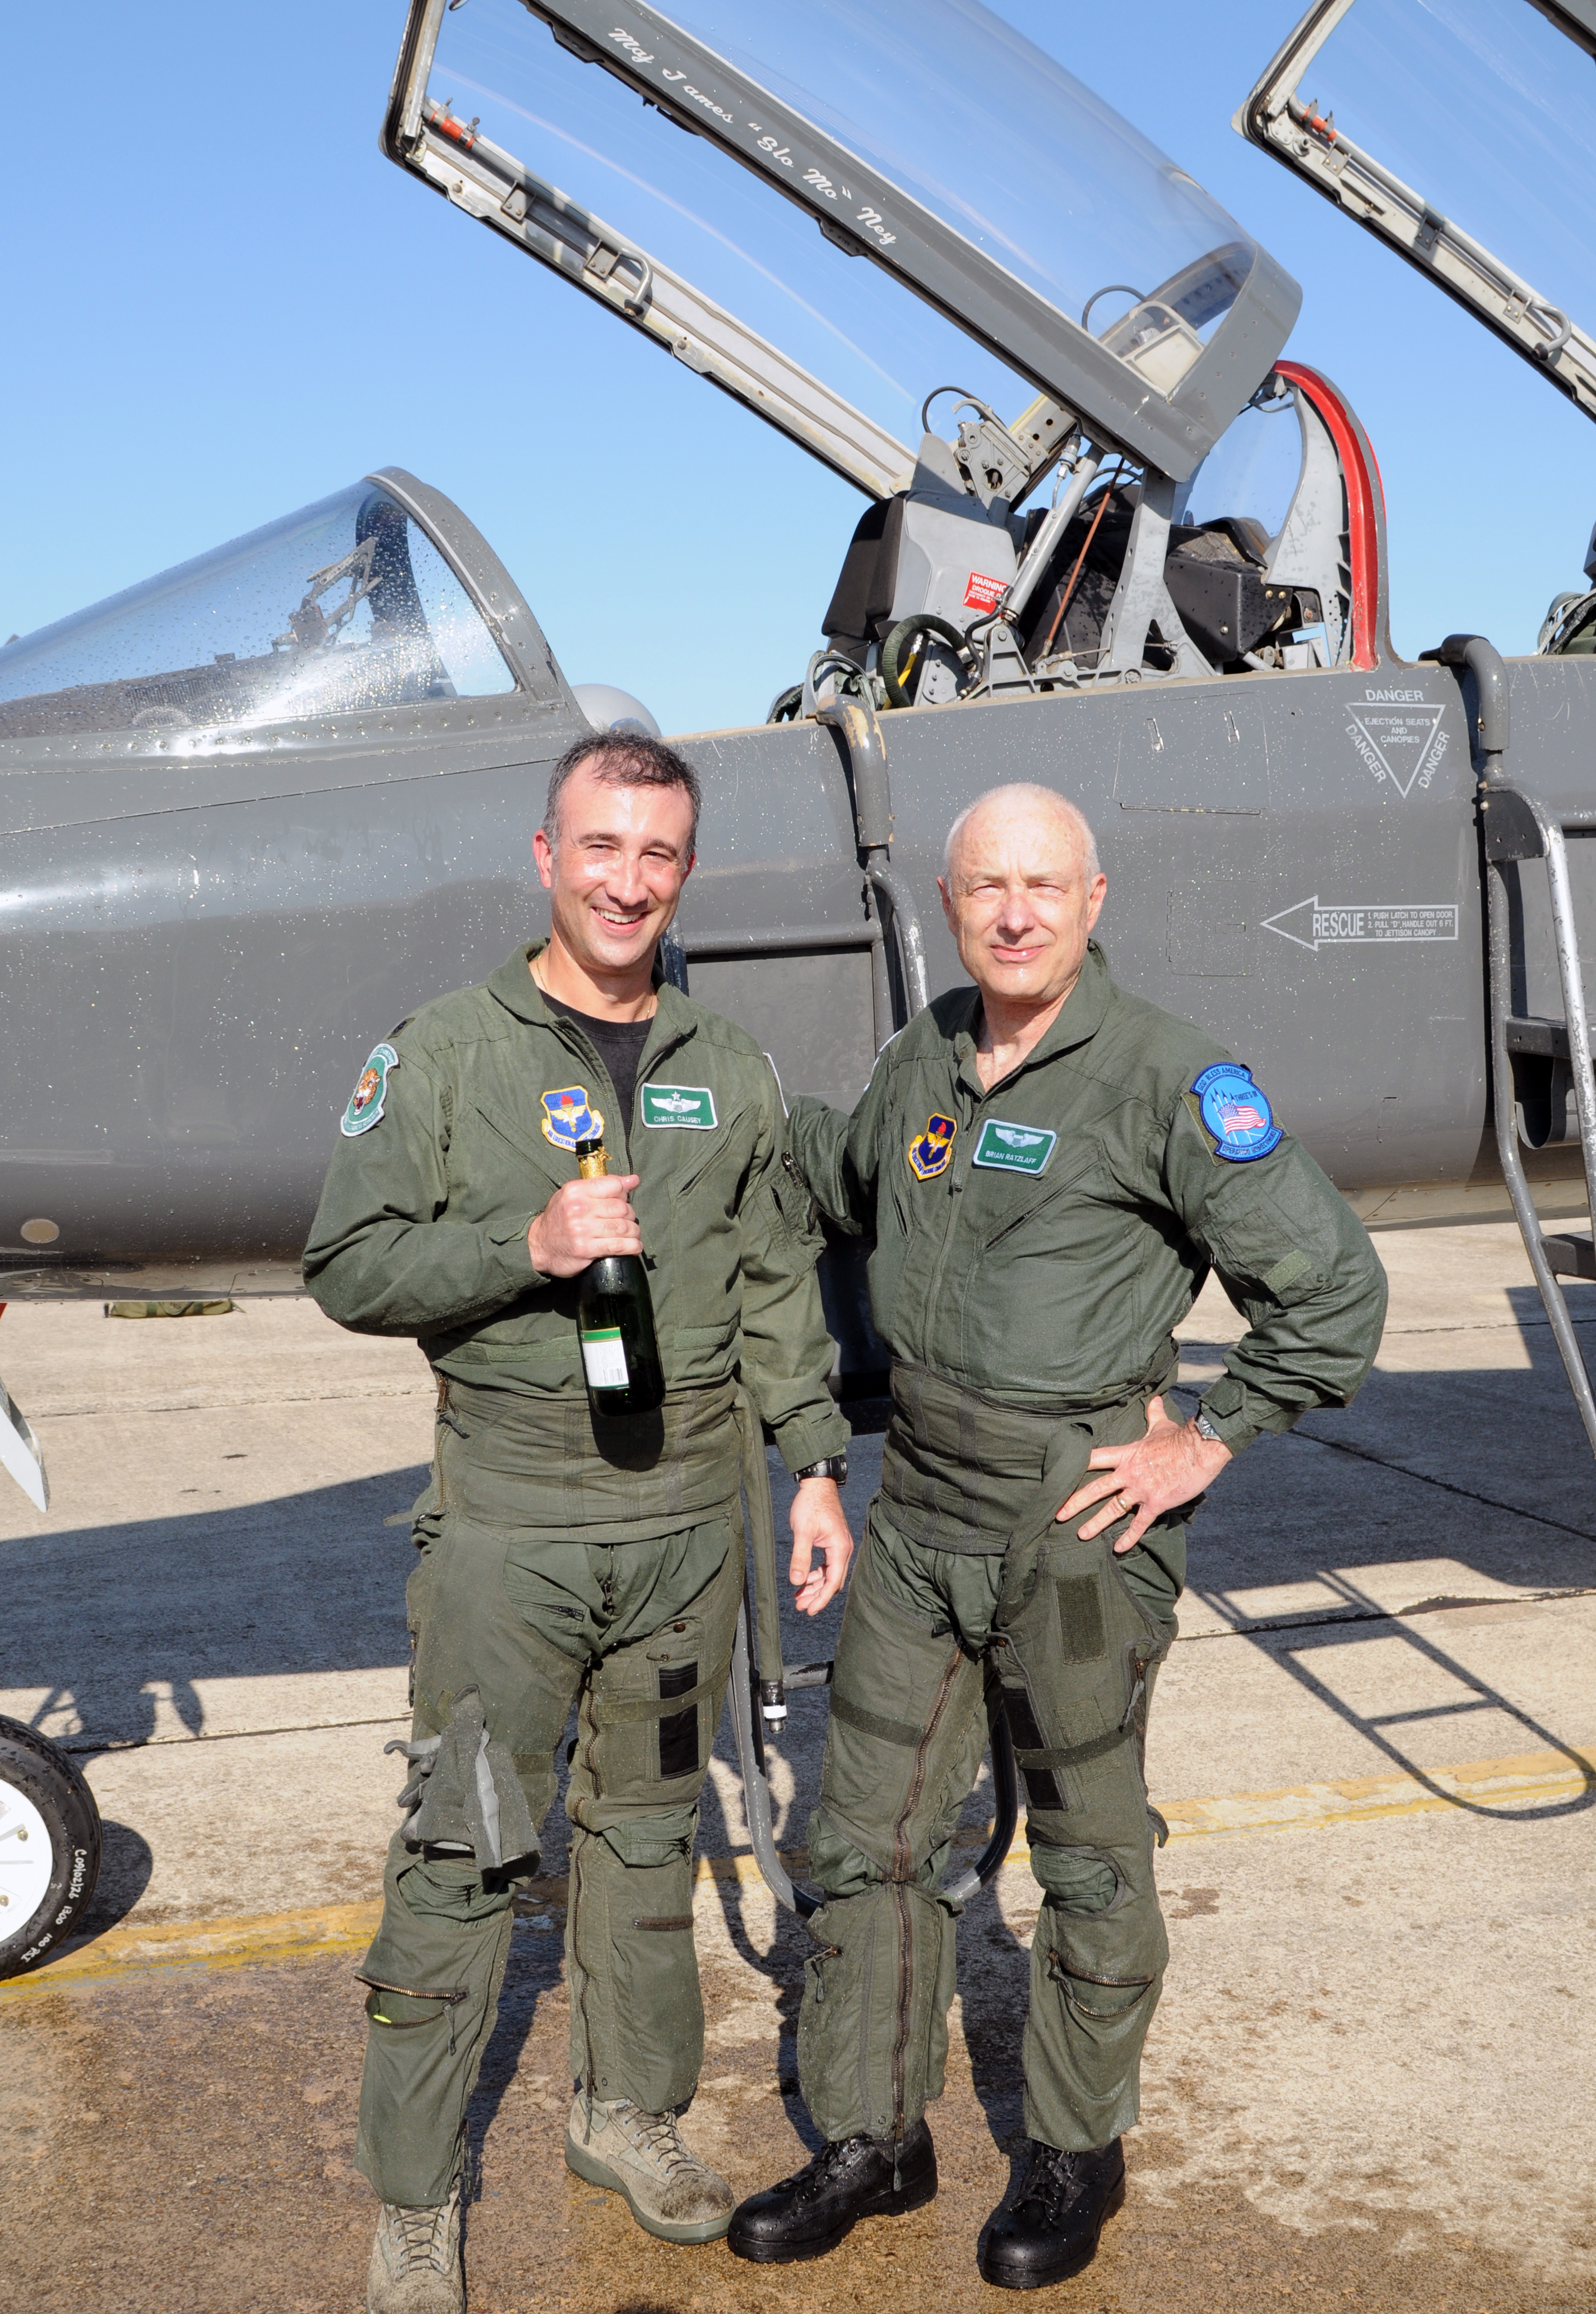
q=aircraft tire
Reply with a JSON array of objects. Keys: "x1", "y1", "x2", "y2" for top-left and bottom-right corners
[{"x1": 0, "y1": 1715, "x2": 102, "y2": 1979}]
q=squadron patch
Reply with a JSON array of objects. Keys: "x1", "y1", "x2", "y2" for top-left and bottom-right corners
[
  {"x1": 971, "y1": 1117, "x2": 1057, "y2": 1174},
  {"x1": 1193, "y1": 1063, "x2": 1282, "y2": 1161},
  {"x1": 907, "y1": 1113, "x2": 958, "y2": 1180},
  {"x1": 541, "y1": 1086, "x2": 604, "y2": 1152},
  {"x1": 341, "y1": 1043, "x2": 398, "y2": 1137}
]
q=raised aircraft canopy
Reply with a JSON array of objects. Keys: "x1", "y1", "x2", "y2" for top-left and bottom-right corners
[
  {"x1": 385, "y1": 0, "x2": 1301, "y2": 488},
  {"x1": 1239, "y1": 0, "x2": 1596, "y2": 423}
]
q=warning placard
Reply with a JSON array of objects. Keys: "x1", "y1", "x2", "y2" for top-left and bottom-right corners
[
  {"x1": 1344, "y1": 703, "x2": 1450, "y2": 796},
  {"x1": 1263, "y1": 896, "x2": 1459, "y2": 952}
]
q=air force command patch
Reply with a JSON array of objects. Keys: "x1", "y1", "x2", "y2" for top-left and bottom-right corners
[
  {"x1": 541, "y1": 1085, "x2": 604, "y2": 1151},
  {"x1": 341, "y1": 1044, "x2": 398, "y2": 1137},
  {"x1": 1193, "y1": 1063, "x2": 1283, "y2": 1161},
  {"x1": 908, "y1": 1113, "x2": 957, "y2": 1179}
]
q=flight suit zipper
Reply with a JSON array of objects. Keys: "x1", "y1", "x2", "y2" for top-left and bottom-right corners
[{"x1": 888, "y1": 1644, "x2": 963, "y2": 2152}]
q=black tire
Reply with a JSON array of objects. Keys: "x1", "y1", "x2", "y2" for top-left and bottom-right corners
[{"x1": 0, "y1": 1715, "x2": 102, "y2": 1978}]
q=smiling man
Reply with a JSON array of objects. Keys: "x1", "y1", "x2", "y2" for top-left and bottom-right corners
[
  {"x1": 727, "y1": 783, "x2": 1386, "y2": 2289},
  {"x1": 303, "y1": 729, "x2": 852, "y2": 2313}
]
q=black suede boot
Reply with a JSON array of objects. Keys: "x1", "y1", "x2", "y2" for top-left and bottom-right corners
[
  {"x1": 978, "y1": 2136, "x2": 1126, "y2": 2289},
  {"x1": 727, "y1": 2117, "x2": 937, "y2": 2264}
]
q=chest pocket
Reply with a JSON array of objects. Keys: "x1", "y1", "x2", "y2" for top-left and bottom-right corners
[
  {"x1": 462, "y1": 1099, "x2": 570, "y2": 1207},
  {"x1": 662, "y1": 1103, "x2": 760, "y2": 1322},
  {"x1": 655, "y1": 1100, "x2": 750, "y2": 1201},
  {"x1": 980, "y1": 1142, "x2": 1104, "y2": 1253}
]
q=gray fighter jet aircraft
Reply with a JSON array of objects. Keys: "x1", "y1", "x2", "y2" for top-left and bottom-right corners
[{"x1": 6, "y1": 0, "x2": 1595, "y2": 1971}]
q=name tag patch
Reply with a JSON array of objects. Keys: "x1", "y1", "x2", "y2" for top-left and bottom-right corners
[
  {"x1": 641, "y1": 1082, "x2": 718, "y2": 1130},
  {"x1": 971, "y1": 1116, "x2": 1057, "y2": 1174},
  {"x1": 1193, "y1": 1063, "x2": 1282, "y2": 1161},
  {"x1": 542, "y1": 1086, "x2": 604, "y2": 1151},
  {"x1": 341, "y1": 1044, "x2": 398, "y2": 1137}
]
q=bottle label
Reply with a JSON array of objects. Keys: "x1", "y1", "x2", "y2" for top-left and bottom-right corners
[{"x1": 580, "y1": 1327, "x2": 629, "y2": 1390}]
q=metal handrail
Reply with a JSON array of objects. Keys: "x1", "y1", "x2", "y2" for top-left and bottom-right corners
[
  {"x1": 1439, "y1": 630, "x2": 1596, "y2": 1461},
  {"x1": 813, "y1": 688, "x2": 933, "y2": 1040}
]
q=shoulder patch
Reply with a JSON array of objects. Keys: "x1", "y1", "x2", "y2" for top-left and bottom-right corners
[
  {"x1": 341, "y1": 1044, "x2": 398, "y2": 1137},
  {"x1": 1191, "y1": 1063, "x2": 1283, "y2": 1162}
]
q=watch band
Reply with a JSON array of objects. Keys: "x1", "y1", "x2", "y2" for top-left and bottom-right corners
[
  {"x1": 1193, "y1": 1411, "x2": 1223, "y2": 1443},
  {"x1": 795, "y1": 1454, "x2": 848, "y2": 1484}
]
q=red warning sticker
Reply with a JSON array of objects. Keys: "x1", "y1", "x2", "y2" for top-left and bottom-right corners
[{"x1": 963, "y1": 570, "x2": 1006, "y2": 613}]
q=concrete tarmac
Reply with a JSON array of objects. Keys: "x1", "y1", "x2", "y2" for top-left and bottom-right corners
[{"x1": 2, "y1": 1220, "x2": 1593, "y2": 2311}]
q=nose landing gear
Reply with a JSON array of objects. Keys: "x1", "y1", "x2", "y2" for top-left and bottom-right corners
[{"x1": 0, "y1": 1716, "x2": 102, "y2": 1980}]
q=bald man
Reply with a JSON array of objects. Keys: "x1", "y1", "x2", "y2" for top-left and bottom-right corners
[{"x1": 727, "y1": 784, "x2": 1386, "y2": 2288}]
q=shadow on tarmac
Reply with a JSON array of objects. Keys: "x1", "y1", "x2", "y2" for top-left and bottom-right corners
[
  {"x1": 1173, "y1": 1280, "x2": 1596, "y2": 1822},
  {"x1": 11, "y1": 1288, "x2": 1596, "y2": 2177},
  {"x1": 4, "y1": 1468, "x2": 426, "y2": 1751}
]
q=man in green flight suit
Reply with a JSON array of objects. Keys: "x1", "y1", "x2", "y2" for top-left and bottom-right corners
[
  {"x1": 303, "y1": 730, "x2": 853, "y2": 2314},
  {"x1": 727, "y1": 782, "x2": 1388, "y2": 2289}
]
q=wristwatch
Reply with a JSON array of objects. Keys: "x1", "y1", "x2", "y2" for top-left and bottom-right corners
[
  {"x1": 795, "y1": 1454, "x2": 849, "y2": 1484},
  {"x1": 1193, "y1": 1410, "x2": 1224, "y2": 1444}
]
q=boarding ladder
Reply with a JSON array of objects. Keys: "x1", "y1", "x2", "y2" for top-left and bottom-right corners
[{"x1": 1436, "y1": 634, "x2": 1596, "y2": 1460}]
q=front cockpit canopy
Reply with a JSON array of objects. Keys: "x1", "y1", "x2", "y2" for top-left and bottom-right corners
[
  {"x1": 0, "y1": 480, "x2": 517, "y2": 746},
  {"x1": 391, "y1": 0, "x2": 1300, "y2": 492}
]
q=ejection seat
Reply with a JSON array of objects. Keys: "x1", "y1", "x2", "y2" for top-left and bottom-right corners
[{"x1": 805, "y1": 360, "x2": 1389, "y2": 711}]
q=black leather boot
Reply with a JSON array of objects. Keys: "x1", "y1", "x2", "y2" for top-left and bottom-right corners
[
  {"x1": 978, "y1": 2137, "x2": 1126, "y2": 2289},
  {"x1": 727, "y1": 2117, "x2": 937, "y2": 2264}
]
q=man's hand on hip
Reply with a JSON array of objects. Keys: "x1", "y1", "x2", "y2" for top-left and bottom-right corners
[
  {"x1": 1057, "y1": 1394, "x2": 1232, "y2": 1555},
  {"x1": 527, "y1": 1175, "x2": 644, "y2": 1278},
  {"x1": 788, "y1": 1478, "x2": 853, "y2": 1616}
]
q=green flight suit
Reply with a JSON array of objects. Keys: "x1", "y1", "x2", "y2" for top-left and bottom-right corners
[
  {"x1": 303, "y1": 943, "x2": 848, "y2": 2209},
  {"x1": 785, "y1": 941, "x2": 1387, "y2": 2153}
]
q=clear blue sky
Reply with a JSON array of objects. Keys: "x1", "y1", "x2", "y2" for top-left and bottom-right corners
[{"x1": 6, "y1": 1, "x2": 1594, "y2": 735}]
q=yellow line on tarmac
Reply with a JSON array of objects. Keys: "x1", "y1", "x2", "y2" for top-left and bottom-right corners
[
  {"x1": 1156, "y1": 1737, "x2": 1596, "y2": 1842},
  {"x1": 6, "y1": 1739, "x2": 1590, "y2": 2001}
]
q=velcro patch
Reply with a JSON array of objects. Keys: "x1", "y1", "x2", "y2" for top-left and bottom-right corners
[
  {"x1": 341, "y1": 1044, "x2": 398, "y2": 1137},
  {"x1": 640, "y1": 1082, "x2": 717, "y2": 1130},
  {"x1": 971, "y1": 1117, "x2": 1057, "y2": 1173},
  {"x1": 907, "y1": 1113, "x2": 957, "y2": 1179},
  {"x1": 1192, "y1": 1063, "x2": 1282, "y2": 1162},
  {"x1": 541, "y1": 1086, "x2": 604, "y2": 1151}
]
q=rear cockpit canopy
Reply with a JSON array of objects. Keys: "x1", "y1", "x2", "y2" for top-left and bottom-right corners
[{"x1": 1240, "y1": 0, "x2": 1596, "y2": 425}]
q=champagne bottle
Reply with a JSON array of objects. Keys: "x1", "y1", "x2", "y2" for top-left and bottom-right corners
[{"x1": 574, "y1": 1137, "x2": 665, "y2": 1418}]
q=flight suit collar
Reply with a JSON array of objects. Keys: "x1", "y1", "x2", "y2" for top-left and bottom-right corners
[
  {"x1": 950, "y1": 939, "x2": 1113, "y2": 1097},
  {"x1": 485, "y1": 941, "x2": 698, "y2": 1071}
]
